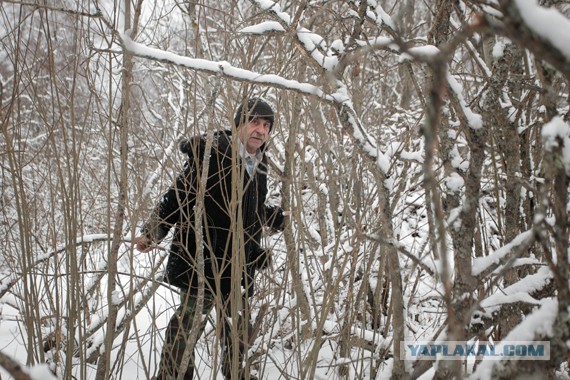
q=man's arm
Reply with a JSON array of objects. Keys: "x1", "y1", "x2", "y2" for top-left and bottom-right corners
[
  {"x1": 264, "y1": 205, "x2": 286, "y2": 231},
  {"x1": 135, "y1": 137, "x2": 203, "y2": 252}
]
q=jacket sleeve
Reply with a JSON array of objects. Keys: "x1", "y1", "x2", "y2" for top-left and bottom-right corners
[
  {"x1": 264, "y1": 204, "x2": 285, "y2": 231},
  {"x1": 142, "y1": 137, "x2": 202, "y2": 243}
]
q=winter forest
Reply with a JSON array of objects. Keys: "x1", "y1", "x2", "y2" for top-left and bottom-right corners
[{"x1": 1, "y1": 0, "x2": 570, "y2": 379}]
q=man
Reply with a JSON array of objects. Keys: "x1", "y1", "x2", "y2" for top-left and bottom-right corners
[{"x1": 133, "y1": 98, "x2": 285, "y2": 379}]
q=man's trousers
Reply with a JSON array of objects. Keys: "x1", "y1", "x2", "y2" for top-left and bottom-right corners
[{"x1": 156, "y1": 290, "x2": 252, "y2": 380}]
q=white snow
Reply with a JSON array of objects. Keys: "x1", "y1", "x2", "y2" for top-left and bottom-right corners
[
  {"x1": 479, "y1": 266, "x2": 553, "y2": 315},
  {"x1": 541, "y1": 116, "x2": 570, "y2": 175},
  {"x1": 450, "y1": 146, "x2": 469, "y2": 171},
  {"x1": 444, "y1": 172, "x2": 464, "y2": 194},
  {"x1": 446, "y1": 73, "x2": 483, "y2": 130},
  {"x1": 366, "y1": 0, "x2": 396, "y2": 30},
  {"x1": 240, "y1": 21, "x2": 285, "y2": 35},
  {"x1": 399, "y1": 45, "x2": 441, "y2": 62},
  {"x1": 28, "y1": 364, "x2": 58, "y2": 380},
  {"x1": 253, "y1": 0, "x2": 291, "y2": 25},
  {"x1": 400, "y1": 150, "x2": 424, "y2": 163},
  {"x1": 472, "y1": 229, "x2": 534, "y2": 276},
  {"x1": 514, "y1": 0, "x2": 570, "y2": 62},
  {"x1": 330, "y1": 39, "x2": 345, "y2": 54},
  {"x1": 471, "y1": 298, "x2": 558, "y2": 379},
  {"x1": 492, "y1": 38, "x2": 508, "y2": 59},
  {"x1": 359, "y1": 36, "x2": 395, "y2": 49},
  {"x1": 295, "y1": 27, "x2": 339, "y2": 71}
]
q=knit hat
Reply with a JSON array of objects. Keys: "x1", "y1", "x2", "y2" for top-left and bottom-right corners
[{"x1": 234, "y1": 98, "x2": 275, "y2": 130}]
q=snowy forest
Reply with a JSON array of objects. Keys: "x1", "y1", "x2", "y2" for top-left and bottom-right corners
[{"x1": 1, "y1": 0, "x2": 570, "y2": 379}]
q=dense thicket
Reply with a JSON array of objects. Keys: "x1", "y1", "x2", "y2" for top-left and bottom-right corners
[{"x1": 1, "y1": 0, "x2": 569, "y2": 379}]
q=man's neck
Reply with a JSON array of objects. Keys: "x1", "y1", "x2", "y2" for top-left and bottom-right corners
[{"x1": 237, "y1": 138, "x2": 260, "y2": 158}]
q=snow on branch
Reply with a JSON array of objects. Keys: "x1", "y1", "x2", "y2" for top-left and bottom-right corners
[
  {"x1": 495, "y1": 0, "x2": 570, "y2": 78},
  {"x1": 472, "y1": 229, "x2": 535, "y2": 277},
  {"x1": 252, "y1": 0, "x2": 340, "y2": 71},
  {"x1": 478, "y1": 266, "x2": 553, "y2": 316},
  {"x1": 471, "y1": 298, "x2": 558, "y2": 379},
  {"x1": 446, "y1": 72, "x2": 483, "y2": 130},
  {"x1": 121, "y1": 34, "x2": 325, "y2": 96},
  {"x1": 296, "y1": 27, "x2": 339, "y2": 71},
  {"x1": 512, "y1": 0, "x2": 570, "y2": 63},
  {"x1": 252, "y1": 0, "x2": 291, "y2": 25},
  {"x1": 541, "y1": 116, "x2": 570, "y2": 176},
  {"x1": 365, "y1": 0, "x2": 396, "y2": 30},
  {"x1": 239, "y1": 21, "x2": 285, "y2": 35},
  {"x1": 0, "y1": 351, "x2": 57, "y2": 380},
  {"x1": 334, "y1": 100, "x2": 391, "y2": 174},
  {"x1": 470, "y1": 267, "x2": 555, "y2": 337}
]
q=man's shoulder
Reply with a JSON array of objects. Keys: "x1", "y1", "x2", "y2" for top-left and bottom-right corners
[
  {"x1": 179, "y1": 135, "x2": 203, "y2": 156},
  {"x1": 178, "y1": 130, "x2": 232, "y2": 155}
]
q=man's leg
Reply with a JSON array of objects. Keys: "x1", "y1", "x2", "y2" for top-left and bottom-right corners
[
  {"x1": 156, "y1": 290, "x2": 214, "y2": 380},
  {"x1": 220, "y1": 295, "x2": 254, "y2": 380}
]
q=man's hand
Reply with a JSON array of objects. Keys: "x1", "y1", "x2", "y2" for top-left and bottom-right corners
[{"x1": 132, "y1": 235, "x2": 153, "y2": 252}]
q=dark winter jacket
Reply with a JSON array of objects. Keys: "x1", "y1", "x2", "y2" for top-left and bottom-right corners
[{"x1": 142, "y1": 130, "x2": 284, "y2": 296}]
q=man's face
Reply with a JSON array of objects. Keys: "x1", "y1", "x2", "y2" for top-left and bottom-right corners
[{"x1": 238, "y1": 117, "x2": 271, "y2": 154}]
